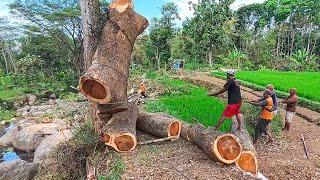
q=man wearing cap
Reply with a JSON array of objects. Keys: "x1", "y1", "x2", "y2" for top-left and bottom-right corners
[
  {"x1": 208, "y1": 70, "x2": 243, "y2": 131},
  {"x1": 250, "y1": 89, "x2": 274, "y2": 144}
]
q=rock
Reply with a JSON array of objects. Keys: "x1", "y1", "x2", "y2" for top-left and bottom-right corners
[
  {"x1": 26, "y1": 94, "x2": 37, "y2": 106},
  {"x1": 51, "y1": 119, "x2": 67, "y2": 126},
  {"x1": 34, "y1": 130, "x2": 73, "y2": 163},
  {"x1": 0, "y1": 159, "x2": 38, "y2": 180},
  {"x1": 49, "y1": 93, "x2": 57, "y2": 100},
  {"x1": 13, "y1": 124, "x2": 60, "y2": 151},
  {"x1": 16, "y1": 105, "x2": 31, "y2": 115},
  {"x1": 0, "y1": 127, "x2": 18, "y2": 147}
]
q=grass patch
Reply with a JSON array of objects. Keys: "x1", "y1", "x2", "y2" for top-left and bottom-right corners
[{"x1": 145, "y1": 72, "x2": 232, "y2": 132}]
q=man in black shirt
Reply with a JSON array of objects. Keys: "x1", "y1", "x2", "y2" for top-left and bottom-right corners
[{"x1": 208, "y1": 70, "x2": 242, "y2": 131}]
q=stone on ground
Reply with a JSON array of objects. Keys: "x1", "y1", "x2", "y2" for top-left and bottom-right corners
[
  {"x1": 13, "y1": 123, "x2": 60, "y2": 151},
  {"x1": 33, "y1": 130, "x2": 73, "y2": 163},
  {"x1": 0, "y1": 159, "x2": 38, "y2": 180}
]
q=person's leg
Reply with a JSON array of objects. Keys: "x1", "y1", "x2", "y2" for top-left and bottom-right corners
[
  {"x1": 254, "y1": 119, "x2": 263, "y2": 144},
  {"x1": 215, "y1": 115, "x2": 226, "y2": 130},
  {"x1": 287, "y1": 112, "x2": 295, "y2": 131},
  {"x1": 264, "y1": 124, "x2": 273, "y2": 142},
  {"x1": 235, "y1": 114, "x2": 242, "y2": 131},
  {"x1": 283, "y1": 111, "x2": 289, "y2": 131}
]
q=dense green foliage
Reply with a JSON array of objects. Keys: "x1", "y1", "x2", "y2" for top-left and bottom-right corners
[
  {"x1": 132, "y1": 0, "x2": 320, "y2": 71},
  {"x1": 214, "y1": 71, "x2": 320, "y2": 102},
  {"x1": 145, "y1": 72, "x2": 232, "y2": 132}
]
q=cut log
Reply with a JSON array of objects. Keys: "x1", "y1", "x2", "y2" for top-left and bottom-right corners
[
  {"x1": 101, "y1": 104, "x2": 138, "y2": 152},
  {"x1": 233, "y1": 115, "x2": 258, "y2": 176},
  {"x1": 137, "y1": 113, "x2": 182, "y2": 139},
  {"x1": 181, "y1": 123, "x2": 242, "y2": 164},
  {"x1": 79, "y1": 0, "x2": 148, "y2": 113}
]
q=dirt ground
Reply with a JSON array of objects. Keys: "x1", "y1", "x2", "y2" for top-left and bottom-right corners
[{"x1": 120, "y1": 72, "x2": 320, "y2": 180}]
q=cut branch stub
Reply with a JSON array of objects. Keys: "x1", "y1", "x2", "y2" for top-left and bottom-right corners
[
  {"x1": 102, "y1": 104, "x2": 138, "y2": 152},
  {"x1": 79, "y1": 0, "x2": 148, "y2": 113},
  {"x1": 137, "y1": 113, "x2": 182, "y2": 139},
  {"x1": 181, "y1": 123, "x2": 242, "y2": 164},
  {"x1": 110, "y1": 0, "x2": 133, "y2": 13},
  {"x1": 233, "y1": 114, "x2": 258, "y2": 176}
]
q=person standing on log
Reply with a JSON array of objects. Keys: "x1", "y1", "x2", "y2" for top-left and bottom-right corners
[
  {"x1": 281, "y1": 88, "x2": 298, "y2": 131},
  {"x1": 208, "y1": 70, "x2": 243, "y2": 131},
  {"x1": 250, "y1": 89, "x2": 274, "y2": 144}
]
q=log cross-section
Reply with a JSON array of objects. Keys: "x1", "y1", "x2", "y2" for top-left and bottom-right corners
[
  {"x1": 233, "y1": 114, "x2": 258, "y2": 176},
  {"x1": 102, "y1": 104, "x2": 139, "y2": 152},
  {"x1": 79, "y1": 0, "x2": 148, "y2": 114}
]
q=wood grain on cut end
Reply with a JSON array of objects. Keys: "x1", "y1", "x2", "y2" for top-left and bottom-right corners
[
  {"x1": 213, "y1": 134, "x2": 242, "y2": 164},
  {"x1": 236, "y1": 151, "x2": 258, "y2": 176},
  {"x1": 79, "y1": 76, "x2": 111, "y2": 104},
  {"x1": 114, "y1": 133, "x2": 137, "y2": 152},
  {"x1": 168, "y1": 121, "x2": 181, "y2": 137}
]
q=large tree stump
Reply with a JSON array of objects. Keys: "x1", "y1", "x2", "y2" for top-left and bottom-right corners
[
  {"x1": 101, "y1": 104, "x2": 138, "y2": 152},
  {"x1": 181, "y1": 123, "x2": 242, "y2": 164},
  {"x1": 233, "y1": 115, "x2": 258, "y2": 176},
  {"x1": 137, "y1": 113, "x2": 182, "y2": 140},
  {"x1": 79, "y1": 0, "x2": 148, "y2": 113}
]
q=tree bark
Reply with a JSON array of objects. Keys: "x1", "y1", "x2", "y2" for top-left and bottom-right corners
[
  {"x1": 102, "y1": 104, "x2": 138, "y2": 152},
  {"x1": 137, "y1": 112, "x2": 182, "y2": 139},
  {"x1": 80, "y1": 0, "x2": 101, "y2": 71},
  {"x1": 181, "y1": 123, "x2": 242, "y2": 164},
  {"x1": 79, "y1": 0, "x2": 148, "y2": 114}
]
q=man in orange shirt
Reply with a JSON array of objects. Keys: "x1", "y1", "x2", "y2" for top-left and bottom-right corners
[{"x1": 250, "y1": 89, "x2": 274, "y2": 144}]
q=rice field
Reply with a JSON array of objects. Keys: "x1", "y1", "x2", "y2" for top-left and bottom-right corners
[
  {"x1": 213, "y1": 71, "x2": 320, "y2": 102},
  {"x1": 146, "y1": 77, "x2": 232, "y2": 132}
]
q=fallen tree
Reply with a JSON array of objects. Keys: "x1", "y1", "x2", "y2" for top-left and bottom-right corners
[
  {"x1": 181, "y1": 123, "x2": 242, "y2": 164},
  {"x1": 137, "y1": 113, "x2": 182, "y2": 140},
  {"x1": 233, "y1": 115, "x2": 258, "y2": 176},
  {"x1": 101, "y1": 104, "x2": 138, "y2": 152}
]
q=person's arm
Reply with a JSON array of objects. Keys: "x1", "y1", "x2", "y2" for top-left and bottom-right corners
[
  {"x1": 209, "y1": 80, "x2": 229, "y2": 96},
  {"x1": 251, "y1": 99, "x2": 267, "y2": 106},
  {"x1": 281, "y1": 97, "x2": 297, "y2": 103},
  {"x1": 208, "y1": 87, "x2": 227, "y2": 96}
]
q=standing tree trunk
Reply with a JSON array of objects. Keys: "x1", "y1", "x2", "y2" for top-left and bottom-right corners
[
  {"x1": 80, "y1": 0, "x2": 101, "y2": 71},
  {"x1": 79, "y1": 0, "x2": 148, "y2": 113}
]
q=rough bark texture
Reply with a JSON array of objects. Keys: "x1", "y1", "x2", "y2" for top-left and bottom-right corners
[
  {"x1": 79, "y1": 0, "x2": 148, "y2": 114},
  {"x1": 137, "y1": 113, "x2": 182, "y2": 139},
  {"x1": 181, "y1": 123, "x2": 242, "y2": 164},
  {"x1": 102, "y1": 104, "x2": 138, "y2": 152},
  {"x1": 233, "y1": 114, "x2": 258, "y2": 176},
  {"x1": 80, "y1": 0, "x2": 101, "y2": 70}
]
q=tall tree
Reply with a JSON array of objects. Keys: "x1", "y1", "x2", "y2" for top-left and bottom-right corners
[{"x1": 149, "y1": 2, "x2": 179, "y2": 70}]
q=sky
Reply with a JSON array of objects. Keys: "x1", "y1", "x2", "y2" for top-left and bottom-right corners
[{"x1": 0, "y1": 0, "x2": 266, "y2": 24}]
